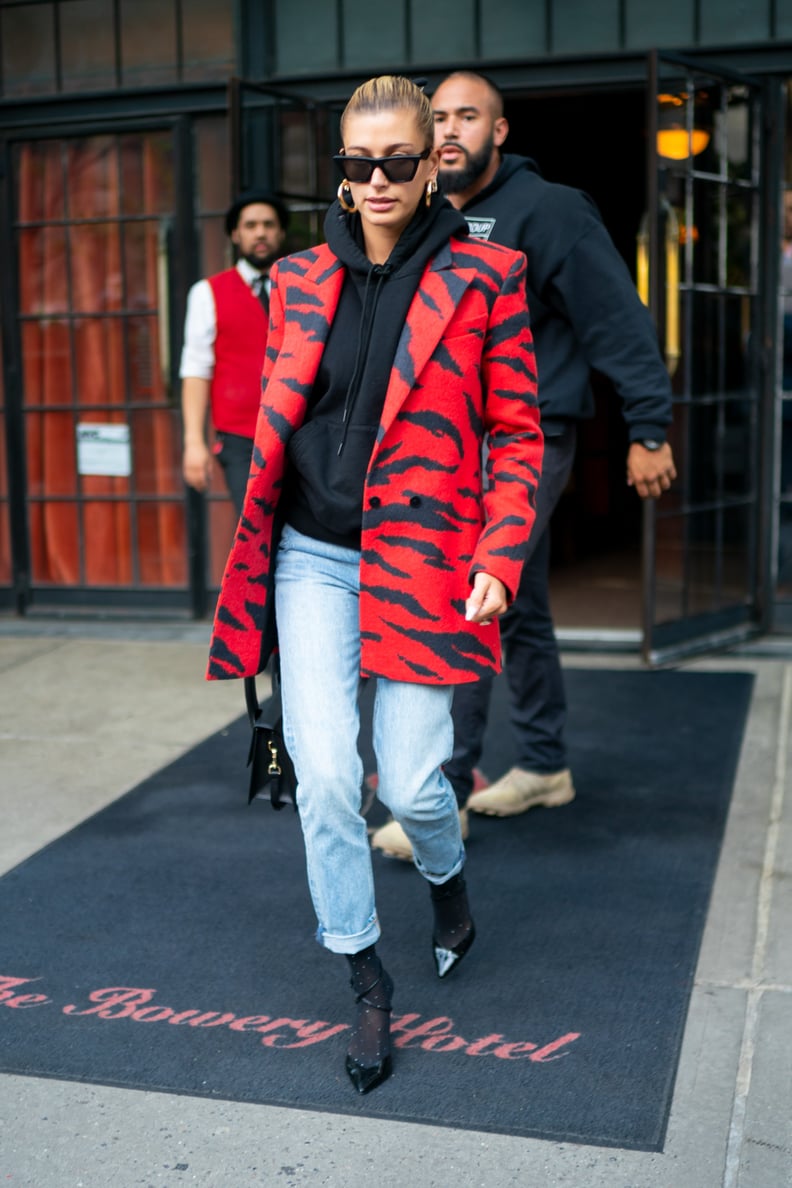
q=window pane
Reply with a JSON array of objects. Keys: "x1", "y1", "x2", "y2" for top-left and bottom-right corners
[
  {"x1": 67, "y1": 138, "x2": 120, "y2": 219},
  {"x1": 21, "y1": 322, "x2": 72, "y2": 414},
  {"x1": 726, "y1": 189, "x2": 755, "y2": 290},
  {"x1": 127, "y1": 316, "x2": 165, "y2": 402},
  {"x1": 1, "y1": 4, "x2": 57, "y2": 97},
  {"x1": 181, "y1": 0, "x2": 234, "y2": 82},
  {"x1": 120, "y1": 0, "x2": 177, "y2": 87},
  {"x1": 16, "y1": 141, "x2": 65, "y2": 222},
  {"x1": 60, "y1": 0, "x2": 116, "y2": 93},
  {"x1": 195, "y1": 118, "x2": 229, "y2": 215},
  {"x1": 275, "y1": 0, "x2": 336, "y2": 74},
  {"x1": 130, "y1": 409, "x2": 181, "y2": 496},
  {"x1": 655, "y1": 505, "x2": 752, "y2": 624},
  {"x1": 70, "y1": 227, "x2": 124, "y2": 313},
  {"x1": 73, "y1": 318, "x2": 127, "y2": 407},
  {"x1": 342, "y1": 0, "x2": 405, "y2": 67},
  {"x1": 83, "y1": 500, "x2": 133, "y2": 585},
  {"x1": 29, "y1": 501, "x2": 80, "y2": 583},
  {"x1": 19, "y1": 229, "x2": 69, "y2": 315},
  {"x1": 137, "y1": 502, "x2": 187, "y2": 586},
  {"x1": 124, "y1": 222, "x2": 159, "y2": 313},
  {"x1": 692, "y1": 178, "x2": 722, "y2": 288},
  {"x1": 410, "y1": 0, "x2": 475, "y2": 62},
  {"x1": 120, "y1": 133, "x2": 175, "y2": 216},
  {"x1": 27, "y1": 410, "x2": 78, "y2": 497}
]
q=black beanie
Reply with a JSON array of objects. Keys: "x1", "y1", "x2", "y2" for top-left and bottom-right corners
[{"x1": 225, "y1": 190, "x2": 290, "y2": 235}]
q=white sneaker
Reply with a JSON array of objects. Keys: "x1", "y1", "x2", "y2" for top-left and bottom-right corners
[
  {"x1": 466, "y1": 768, "x2": 575, "y2": 817},
  {"x1": 371, "y1": 809, "x2": 470, "y2": 862}
]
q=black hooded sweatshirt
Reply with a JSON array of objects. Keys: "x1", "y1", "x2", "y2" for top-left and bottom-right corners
[
  {"x1": 458, "y1": 153, "x2": 672, "y2": 441},
  {"x1": 284, "y1": 195, "x2": 469, "y2": 549}
]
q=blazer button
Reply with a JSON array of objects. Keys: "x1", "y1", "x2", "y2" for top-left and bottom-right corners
[
  {"x1": 409, "y1": 496, "x2": 422, "y2": 508},
  {"x1": 369, "y1": 496, "x2": 381, "y2": 508}
]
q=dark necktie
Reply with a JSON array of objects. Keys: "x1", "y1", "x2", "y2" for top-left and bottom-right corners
[{"x1": 254, "y1": 276, "x2": 269, "y2": 314}]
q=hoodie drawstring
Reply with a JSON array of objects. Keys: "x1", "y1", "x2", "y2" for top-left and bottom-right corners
[{"x1": 338, "y1": 263, "x2": 392, "y2": 457}]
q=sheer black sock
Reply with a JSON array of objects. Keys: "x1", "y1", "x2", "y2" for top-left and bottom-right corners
[
  {"x1": 430, "y1": 871, "x2": 474, "y2": 951},
  {"x1": 345, "y1": 945, "x2": 393, "y2": 1071}
]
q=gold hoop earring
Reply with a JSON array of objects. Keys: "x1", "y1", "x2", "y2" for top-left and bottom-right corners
[
  {"x1": 425, "y1": 177, "x2": 438, "y2": 207},
  {"x1": 337, "y1": 181, "x2": 356, "y2": 213}
]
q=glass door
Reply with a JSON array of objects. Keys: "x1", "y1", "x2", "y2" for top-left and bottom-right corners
[
  {"x1": 5, "y1": 126, "x2": 189, "y2": 609},
  {"x1": 641, "y1": 51, "x2": 764, "y2": 662},
  {"x1": 229, "y1": 77, "x2": 340, "y2": 249}
]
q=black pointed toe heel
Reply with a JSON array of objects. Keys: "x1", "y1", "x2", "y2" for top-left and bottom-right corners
[
  {"x1": 345, "y1": 1050, "x2": 393, "y2": 1095},
  {"x1": 430, "y1": 871, "x2": 476, "y2": 979},
  {"x1": 432, "y1": 922, "x2": 476, "y2": 979},
  {"x1": 345, "y1": 957, "x2": 394, "y2": 1094}
]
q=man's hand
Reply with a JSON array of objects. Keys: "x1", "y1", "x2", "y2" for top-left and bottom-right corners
[
  {"x1": 465, "y1": 572, "x2": 509, "y2": 626},
  {"x1": 627, "y1": 442, "x2": 677, "y2": 500},
  {"x1": 182, "y1": 439, "x2": 212, "y2": 493}
]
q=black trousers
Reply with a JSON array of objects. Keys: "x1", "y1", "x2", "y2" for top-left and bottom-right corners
[
  {"x1": 444, "y1": 424, "x2": 578, "y2": 807},
  {"x1": 215, "y1": 431, "x2": 254, "y2": 516}
]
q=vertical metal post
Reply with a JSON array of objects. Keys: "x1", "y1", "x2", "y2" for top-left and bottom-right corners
[
  {"x1": 173, "y1": 114, "x2": 207, "y2": 619},
  {"x1": 0, "y1": 138, "x2": 31, "y2": 613},
  {"x1": 757, "y1": 78, "x2": 784, "y2": 633},
  {"x1": 641, "y1": 51, "x2": 661, "y2": 664}
]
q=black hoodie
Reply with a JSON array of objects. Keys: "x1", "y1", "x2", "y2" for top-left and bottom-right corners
[
  {"x1": 457, "y1": 153, "x2": 672, "y2": 440},
  {"x1": 285, "y1": 195, "x2": 469, "y2": 548}
]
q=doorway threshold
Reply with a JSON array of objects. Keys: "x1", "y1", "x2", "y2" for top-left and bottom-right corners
[{"x1": 556, "y1": 627, "x2": 642, "y2": 652}]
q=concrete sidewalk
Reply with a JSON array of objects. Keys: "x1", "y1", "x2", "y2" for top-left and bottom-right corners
[{"x1": 0, "y1": 621, "x2": 790, "y2": 1188}]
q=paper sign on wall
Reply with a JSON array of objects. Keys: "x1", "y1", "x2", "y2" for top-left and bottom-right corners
[{"x1": 76, "y1": 423, "x2": 132, "y2": 477}]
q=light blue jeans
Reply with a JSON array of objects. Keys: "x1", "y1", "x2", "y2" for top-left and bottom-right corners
[{"x1": 274, "y1": 524, "x2": 465, "y2": 955}]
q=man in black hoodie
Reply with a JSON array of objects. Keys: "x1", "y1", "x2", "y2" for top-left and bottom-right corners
[{"x1": 371, "y1": 71, "x2": 676, "y2": 858}]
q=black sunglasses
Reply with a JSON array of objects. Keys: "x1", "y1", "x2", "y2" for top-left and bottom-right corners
[{"x1": 333, "y1": 148, "x2": 431, "y2": 184}]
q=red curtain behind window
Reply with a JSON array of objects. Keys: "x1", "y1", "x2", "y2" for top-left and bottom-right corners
[{"x1": 17, "y1": 133, "x2": 185, "y2": 589}]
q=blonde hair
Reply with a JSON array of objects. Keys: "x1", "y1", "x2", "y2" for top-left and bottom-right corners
[{"x1": 340, "y1": 75, "x2": 434, "y2": 150}]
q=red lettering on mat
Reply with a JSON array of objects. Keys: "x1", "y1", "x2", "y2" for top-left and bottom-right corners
[{"x1": 3, "y1": 973, "x2": 581, "y2": 1065}]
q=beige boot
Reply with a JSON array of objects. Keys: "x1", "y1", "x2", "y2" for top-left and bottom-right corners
[
  {"x1": 466, "y1": 768, "x2": 575, "y2": 817},
  {"x1": 371, "y1": 809, "x2": 469, "y2": 862}
]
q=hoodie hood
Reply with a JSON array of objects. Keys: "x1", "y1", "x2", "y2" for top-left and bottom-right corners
[{"x1": 323, "y1": 191, "x2": 469, "y2": 279}]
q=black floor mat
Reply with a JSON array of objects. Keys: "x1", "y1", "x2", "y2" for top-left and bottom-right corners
[{"x1": 0, "y1": 668, "x2": 753, "y2": 1150}]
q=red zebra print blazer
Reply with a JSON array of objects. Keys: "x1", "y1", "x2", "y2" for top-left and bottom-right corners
[{"x1": 208, "y1": 234, "x2": 542, "y2": 686}]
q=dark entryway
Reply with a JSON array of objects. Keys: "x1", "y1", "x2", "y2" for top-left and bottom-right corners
[{"x1": 502, "y1": 88, "x2": 648, "y2": 632}]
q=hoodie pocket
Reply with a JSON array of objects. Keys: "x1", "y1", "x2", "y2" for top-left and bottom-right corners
[{"x1": 288, "y1": 417, "x2": 378, "y2": 537}]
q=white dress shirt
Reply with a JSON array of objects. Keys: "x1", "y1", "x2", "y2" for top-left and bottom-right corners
[{"x1": 179, "y1": 259, "x2": 271, "y2": 381}]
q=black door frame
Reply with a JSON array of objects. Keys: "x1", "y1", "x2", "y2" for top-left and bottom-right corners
[{"x1": 640, "y1": 50, "x2": 777, "y2": 663}]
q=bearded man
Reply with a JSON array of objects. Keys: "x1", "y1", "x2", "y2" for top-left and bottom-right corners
[
  {"x1": 371, "y1": 71, "x2": 677, "y2": 859},
  {"x1": 180, "y1": 191, "x2": 289, "y2": 512}
]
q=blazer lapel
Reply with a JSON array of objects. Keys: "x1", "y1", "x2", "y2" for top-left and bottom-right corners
[
  {"x1": 278, "y1": 250, "x2": 345, "y2": 395},
  {"x1": 378, "y1": 243, "x2": 473, "y2": 439}
]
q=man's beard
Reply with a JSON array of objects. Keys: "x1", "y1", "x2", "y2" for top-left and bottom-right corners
[
  {"x1": 437, "y1": 136, "x2": 494, "y2": 195},
  {"x1": 242, "y1": 245, "x2": 279, "y2": 272}
]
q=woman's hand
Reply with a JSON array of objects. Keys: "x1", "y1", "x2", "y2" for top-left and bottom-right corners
[{"x1": 465, "y1": 572, "x2": 508, "y2": 625}]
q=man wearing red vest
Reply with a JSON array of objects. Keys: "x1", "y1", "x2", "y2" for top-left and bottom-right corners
[{"x1": 180, "y1": 191, "x2": 289, "y2": 512}]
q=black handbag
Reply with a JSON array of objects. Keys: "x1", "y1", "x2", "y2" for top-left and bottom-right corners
[{"x1": 244, "y1": 675, "x2": 298, "y2": 810}]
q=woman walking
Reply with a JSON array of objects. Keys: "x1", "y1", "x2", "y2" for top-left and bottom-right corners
[{"x1": 208, "y1": 75, "x2": 542, "y2": 1094}]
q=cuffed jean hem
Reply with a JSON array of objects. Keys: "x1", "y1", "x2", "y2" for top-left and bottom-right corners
[
  {"x1": 414, "y1": 846, "x2": 466, "y2": 886},
  {"x1": 317, "y1": 914, "x2": 382, "y2": 956}
]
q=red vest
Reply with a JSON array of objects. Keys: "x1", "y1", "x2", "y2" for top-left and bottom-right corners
[{"x1": 207, "y1": 268, "x2": 268, "y2": 438}]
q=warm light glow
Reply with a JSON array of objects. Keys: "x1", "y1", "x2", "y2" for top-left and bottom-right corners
[{"x1": 657, "y1": 128, "x2": 711, "y2": 160}]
